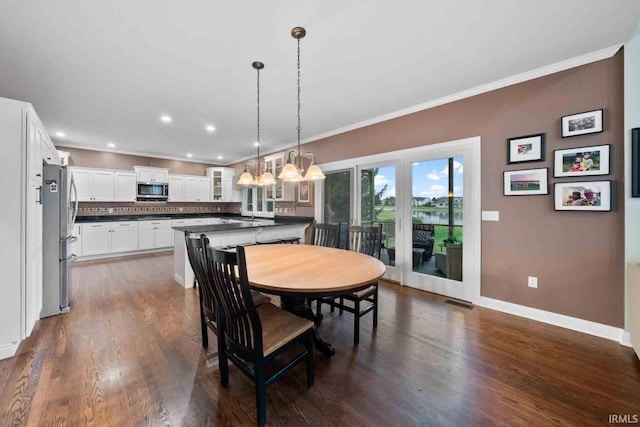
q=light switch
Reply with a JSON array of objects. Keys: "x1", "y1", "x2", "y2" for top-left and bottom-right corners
[{"x1": 482, "y1": 211, "x2": 500, "y2": 221}]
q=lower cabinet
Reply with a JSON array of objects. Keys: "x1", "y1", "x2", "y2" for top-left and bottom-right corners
[
  {"x1": 111, "y1": 222, "x2": 139, "y2": 252},
  {"x1": 138, "y1": 220, "x2": 172, "y2": 250},
  {"x1": 82, "y1": 223, "x2": 113, "y2": 256}
]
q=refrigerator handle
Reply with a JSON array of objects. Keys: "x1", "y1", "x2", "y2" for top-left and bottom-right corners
[{"x1": 71, "y1": 175, "x2": 78, "y2": 225}]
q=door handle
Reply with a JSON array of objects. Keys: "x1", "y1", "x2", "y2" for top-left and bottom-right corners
[{"x1": 36, "y1": 186, "x2": 42, "y2": 204}]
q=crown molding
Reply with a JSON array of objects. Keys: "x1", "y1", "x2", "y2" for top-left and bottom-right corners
[
  {"x1": 233, "y1": 43, "x2": 622, "y2": 166},
  {"x1": 54, "y1": 142, "x2": 226, "y2": 166}
]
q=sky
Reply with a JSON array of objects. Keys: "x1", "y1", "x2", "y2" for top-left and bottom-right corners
[{"x1": 373, "y1": 157, "x2": 464, "y2": 200}]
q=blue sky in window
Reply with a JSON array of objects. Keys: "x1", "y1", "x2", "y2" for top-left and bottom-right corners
[{"x1": 373, "y1": 157, "x2": 463, "y2": 200}]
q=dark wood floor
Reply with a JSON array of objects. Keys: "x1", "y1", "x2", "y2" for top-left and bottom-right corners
[{"x1": 1, "y1": 253, "x2": 639, "y2": 426}]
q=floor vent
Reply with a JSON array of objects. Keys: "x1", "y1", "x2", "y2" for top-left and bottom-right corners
[{"x1": 445, "y1": 299, "x2": 474, "y2": 310}]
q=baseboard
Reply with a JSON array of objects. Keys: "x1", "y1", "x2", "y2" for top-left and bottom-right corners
[
  {"x1": 75, "y1": 248, "x2": 172, "y2": 262},
  {"x1": 477, "y1": 297, "x2": 627, "y2": 345},
  {"x1": 621, "y1": 331, "x2": 632, "y2": 347},
  {"x1": 0, "y1": 342, "x2": 19, "y2": 360}
]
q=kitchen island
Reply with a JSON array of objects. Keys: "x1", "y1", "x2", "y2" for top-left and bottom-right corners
[{"x1": 172, "y1": 218, "x2": 312, "y2": 289}]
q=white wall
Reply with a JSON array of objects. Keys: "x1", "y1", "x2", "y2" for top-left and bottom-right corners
[{"x1": 624, "y1": 23, "x2": 640, "y2": 330}]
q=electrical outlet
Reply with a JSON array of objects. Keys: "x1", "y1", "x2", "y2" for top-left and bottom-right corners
[
  {"x1": 482, "y1": 211, "x2": 499, "y2": 221},
  {"x1": 528, "y1": 276, "x2": 538, "y2": 288},
  {"x1": 108, "y1": 208, "x2": 114, "y2": 213},
  {"x1": 179, "y1": 207, "x2": 184, "y2": 212}
]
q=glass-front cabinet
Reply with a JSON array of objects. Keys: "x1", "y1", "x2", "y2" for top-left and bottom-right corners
[
  {"x1": 264, "y1": 153, "x2": 295, "y2": 201},
  {"x1": 211, "y1": 170, "x2": 223, "y2": 201}
]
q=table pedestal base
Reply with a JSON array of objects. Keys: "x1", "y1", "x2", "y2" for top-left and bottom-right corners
[{"x1": 280, "y1": 296, "x2": 335, "y2": 357}]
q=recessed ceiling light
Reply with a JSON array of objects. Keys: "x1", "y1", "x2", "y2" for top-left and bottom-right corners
[
  {"x1": 254, "y1": 142, "x2": 260, "y2": 147},
  {"x1": 217, "y1": 155, "x2": 223, "y2": 160},
  {"x1": 160, "y1": 115, "x2": 172, "y2": 123},
  {"x1": 55, "y1": 131, "x2": 66, "y2": 138},
  {"x1": 186, "y1": 153, "x2": 193, "y2": 158},
  {"x1": 107, "y1": 142, "x2": 116, "y2": 148},
  {"x1": 205, "y1": 125, "x2": 215, "y2": 133}
]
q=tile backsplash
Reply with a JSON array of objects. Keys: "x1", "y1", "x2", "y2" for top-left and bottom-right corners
[{"x1": 77, "y1": 202, "x2": 241, "y2": 217}]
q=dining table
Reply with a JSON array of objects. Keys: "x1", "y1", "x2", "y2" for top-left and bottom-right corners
[{"x1": 243, "y1": 244, "x2": 386, "y2": 357}]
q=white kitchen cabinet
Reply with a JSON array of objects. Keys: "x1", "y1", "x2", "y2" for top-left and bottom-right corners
[
  {"x1": 185, "y1": 177, "x2": 210, "y2": 202},
  {"x1": 82, "y1": 223, "x2": 113, "y2": 256},
  {"x1": 263, "y1": 154, "x2": 295, "y2": 201},
  {"x1": 168, "y1": 175, "x2": 186, "y2": 202},
  {"x1": 138, "y1": 220, "x2": 173, "y2": 249},
  {"x1": 111, "y1": 222, "x2": 139, "y2": 252},
  {"x1": 26, "y1": 112, "x2": 43, "y2": 182},
  {"x1": 91, "y1": 170, "x2": 116, "y2": 201},
  {"x1": 207, "y1": 167, "x2": 241, "y2": 202},
  {"x1": 71, "y1": 167, "x2": 115, "y2": 201},
  {"x1": 115, "y1": 171, "x2": 136, "y2": 202},
  {"x1": 134, "y1": 166, "x2": 168, "y2": 183},
  {"x1": 72, "y1": 168, "x2": 92, "y2": 201}
]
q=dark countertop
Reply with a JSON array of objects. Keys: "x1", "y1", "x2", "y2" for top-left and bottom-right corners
[
  {"x1": 76, "y1": 213, "x2": 313, "y2": 225},
  {"x1": 172, "y1": 220, "x2": 309, "y2": 234}
]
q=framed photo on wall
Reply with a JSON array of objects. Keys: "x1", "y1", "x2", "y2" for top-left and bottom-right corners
[
  {"x1": 561, "y1": 109, "x2": 603, "y2": 138},
  {"x1": 507, "y1": 133, "x2": 545, "y2": 164},
  {"x1": 297, "y1": 180, "x2": 313, "y2": 206},
  {"x1": 503, "y1": 168, "x2": 548, "y2": 196},
  {"x1": 554, "y1": 181, "x2": 612, "y2": 211},
  {"x1": 553, "y1": 144, "x2": 610, "y2": 177}
]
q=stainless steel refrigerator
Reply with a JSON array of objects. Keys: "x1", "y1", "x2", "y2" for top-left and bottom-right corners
[{"x1": 41, "y1": 164, "x2": 78, "y2": 318}]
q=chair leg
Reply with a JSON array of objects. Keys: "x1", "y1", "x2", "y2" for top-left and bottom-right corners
[
  {"x1": 330, "y1": 297, "x2": 335, "y2": 313},
  {"x1": 217, "y1": 314, "x2": 229, "y2": 387},
  {"x1": 198, "y1": 287, "x2": 208, "y2": 348},
  {"x1": 193, "y1": 277, "x2": 197, "y2": 288},
  {"x1": 255, "y1": 362, "x2": 267, "y2": 427},
  {"x1": 339, "y1": 297, "x2": 344, "y2": 315},
  {"x1": 373, "y1": 283, "x2": 379, "y2": 328},
  {"x1": 306, "y1": 331, "x2": 314, "y2": 388},
  {"x1": 354, "y1": 299, "x2": 360, "y2": 346},
  {"x1": 315, "y1": 298, "x2": 322, "y2": 319}
]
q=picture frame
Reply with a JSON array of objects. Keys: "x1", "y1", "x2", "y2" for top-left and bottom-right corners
[
  {"x1": 296, "y1": 180, "x2": 313, "y2": 206},
  {"x1": 553, "y1": 144, "x2": 610, "y2": 177},
  {"x1": 633, "y1": 128, "x2": 640, "y2": 197},
  {"x1": 554, "y1": 180, "x2": 612, "y2": 211},
  {"x1": 561, "y1": 109, "x2": 603, "y2": 138},
  {"x1": 507, "y1": 133, "x2": 545, "y2": 164},
  {"x1": 503, "y1": 168, "x2": 549, "y2": 196}
]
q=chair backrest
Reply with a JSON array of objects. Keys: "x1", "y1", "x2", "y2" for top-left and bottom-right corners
[
  {"x1": 311, "y1": 222, "x2": 341, "y2": 248},
  {"x1": 346, "y1": 224, "x2": 383, "y2": 259},
  {"x1": 185, "y1": 231, "x2": 217, "y2": 325},
  {"x1": 412, "y1": 223, "x2": 434, "y2": 243},
  {"x1": 203, "y1": 243, "x2": 263, "y2": 361}
]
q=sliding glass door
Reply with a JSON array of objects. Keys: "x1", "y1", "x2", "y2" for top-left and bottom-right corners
[{"x1": 323, "y1": 170, "x2": 353, "y2": 224}]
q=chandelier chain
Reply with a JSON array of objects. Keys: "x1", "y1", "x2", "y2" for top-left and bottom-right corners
[{"x1": 297, "y1": 38, "x2": 301, "y2": 152}]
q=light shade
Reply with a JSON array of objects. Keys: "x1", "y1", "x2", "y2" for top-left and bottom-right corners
[
  {"x1": 278, "y1": 162, "x2": 304, "y2": 182},
  {"x1": 258, "y1": 171, "x2": 277, "y2": 186},
  {"x1": 304, "y1": 163, "x2": 325, "y2": 180},
  {"x1": 237, "y1": 170, "x2": 256, "y2": 186}
]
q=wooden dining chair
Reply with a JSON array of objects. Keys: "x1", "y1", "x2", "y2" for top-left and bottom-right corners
[
  {"x1": 185, "y1": 231, "x2": 270, "y2": 349},
  {"x1": 311, "y1": 222, "x2": 341, "y2": 248},
  {"x1": 203, "y1": 243, "x2": 315, "y2": 427},
  {"x1": 318, "y1": 224, "x2": 383, "y2": 346}
]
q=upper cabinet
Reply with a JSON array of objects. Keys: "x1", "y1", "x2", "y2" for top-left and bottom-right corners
[
  {"x1": 71, "y1": 168, "x2": 136, "y2": 202},
  {"x1": 71, "y1": 168, "x2": 115, "y2": 201},
  {"x1": 207, "y1": 167, "x2": 241, "y2": 202},
  {"x1": 114, "y1": 171, "x2": 136, "y2": 202},
  {"x1": 134, "y1": 166, "x2": 169, "y2": 183},
  {"x1": 168, "y1": 175, "x2": 186, "y2": 202},
  {"x1": 264, "y1": 154, "x2": 295, "y2": 201},
  {"x1": 169, "y1": 174, "x2": 209, "y2": 202}
]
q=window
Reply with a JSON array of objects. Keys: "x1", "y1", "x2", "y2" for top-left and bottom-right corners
[{"x1": 242, "y1": 187, "x2": 274, "y2": 218}]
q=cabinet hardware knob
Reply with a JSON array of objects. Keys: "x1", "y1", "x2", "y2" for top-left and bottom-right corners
[{"x1": 36, "y1": 173, "x2": 41, "y2": 177}]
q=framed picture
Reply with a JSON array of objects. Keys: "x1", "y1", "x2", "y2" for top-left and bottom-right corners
[
  {"x1": 561, "y1": 109, "x2": 603, "y2": 138},
  {"x1": 633, "y1": 128, "x2": 640, "y2": 197},
  {"x1": 503, "y1": 168, "x2": 548, "y2": 196},
  {"x1": 554, "y1": 181, "x2": 612, "y2": 211},
  {"x1": 297, "y1": 181, "x2": 313, "y2": 206},
  {"x1": 507, "y1": 133, "x2": 545, "y2": 164},
  {"x1": 553, "y1": 144, "x2": 610, "y2": 177}
]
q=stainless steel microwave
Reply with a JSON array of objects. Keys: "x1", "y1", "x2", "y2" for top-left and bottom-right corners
[{"x1": 137, "y1": 181, "x2": 169, "y2": 201}]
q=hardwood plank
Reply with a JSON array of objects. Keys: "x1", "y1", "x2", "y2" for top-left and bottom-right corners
[{"x1": 0, "y1": 252, "x2": 637, "y2": 426}]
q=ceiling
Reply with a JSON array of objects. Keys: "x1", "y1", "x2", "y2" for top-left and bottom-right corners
[{"x1": 1, "y1": 1, "x2": 639, "y2": 165}]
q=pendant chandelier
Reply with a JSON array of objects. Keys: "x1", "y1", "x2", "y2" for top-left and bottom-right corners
[
  {"x1": 237, "y1": 61, "x2": 277, "y2": 187},
  {"x1": 278, "y1": 27, "x2": 325, "y2": 182}
]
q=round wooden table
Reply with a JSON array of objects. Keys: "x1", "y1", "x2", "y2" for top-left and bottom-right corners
[{"x1": 244, "y1": 244, "x2": 386, "y2": 357}]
